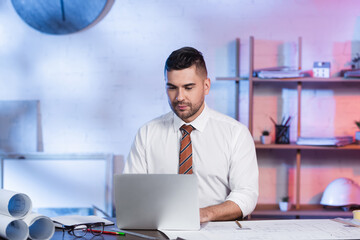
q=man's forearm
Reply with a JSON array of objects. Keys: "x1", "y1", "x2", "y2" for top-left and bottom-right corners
[{"x1": 199, "y1": 200, "x2": 242, "y2": 223}]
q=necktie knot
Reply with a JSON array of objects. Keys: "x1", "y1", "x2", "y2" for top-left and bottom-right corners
[{"x1": 180, "y1": 124, "x2": 194, "y2": 135}]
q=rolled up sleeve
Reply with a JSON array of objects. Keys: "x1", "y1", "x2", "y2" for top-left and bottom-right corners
[{"x1": 225, "y1": 127, "x2": 259, "y2": 217}]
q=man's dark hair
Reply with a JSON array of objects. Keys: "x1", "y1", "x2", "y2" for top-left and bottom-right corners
[{"x1": 164, "y1": 47, "x2": 207, "y2": 78}]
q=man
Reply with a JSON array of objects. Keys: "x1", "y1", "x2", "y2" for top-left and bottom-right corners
[{"x1": 124, "y1": 47, "x2": 258, "y2": 222}]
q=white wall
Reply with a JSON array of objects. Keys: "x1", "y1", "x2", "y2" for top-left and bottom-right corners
[{"x1": 1, "y1": 0, "x2": 360, "y2": 204}]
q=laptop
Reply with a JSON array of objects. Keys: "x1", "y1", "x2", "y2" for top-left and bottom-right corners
[{"x1": 114, "y1": 174, "x2": 200, "y2": 230}]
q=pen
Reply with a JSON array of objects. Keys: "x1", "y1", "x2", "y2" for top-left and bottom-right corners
[
  {"x1": 235, "y1": 220, "x2": 242, "y2": 228},
  {"x1": 235, "y1": 220, "x2": 251, "y2": 230},
  {"x1": 270, "y1": 116, "x2": 277, "y2": 125},
  {"x1": 284, "y1": 116, "x2": 292, "y2": 126},
  {"x1": 88, "y1": 229, "x2": 126, "y2": 236}
]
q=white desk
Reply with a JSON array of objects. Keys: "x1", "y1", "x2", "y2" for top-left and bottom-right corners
[{"x1": 163, "y1": 219, "x2": 360, "y2": 240}]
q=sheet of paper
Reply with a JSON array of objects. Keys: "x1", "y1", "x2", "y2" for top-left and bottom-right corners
[
  {"x1": 0, "y1": 215, "x2": 29, "y2": 240},
  {"x1": 162, "y1": 219, "x2": 360, "y2": 240},
  {"x1": 51, "y1": 215, "x2": 114, "y2": 227},
  {"x1": 333, "y1": 218, "x2": 360, "y2": 227},
  {"x1": 23, "y1": 213, "x2": 55, "y2": 240},
  {"x1": 107, "y1": 227, "x2": 158, "y2": 240},
  {"x1": 0, "y1": 189, "x2": 32, "y2": 218}
]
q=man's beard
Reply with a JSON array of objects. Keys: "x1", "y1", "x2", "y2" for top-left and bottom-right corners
[{"x1": 170, "y1": 101, "x2": 202, "y2": 122}]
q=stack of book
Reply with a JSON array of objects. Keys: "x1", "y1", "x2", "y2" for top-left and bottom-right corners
[
  {"x1": 258, "y1": 70, "x2": 304, "y2": 79},
  {"x1": 254, "y1": 66, "x2": 304, "y2": 79},
  {"x1": 344, "y1": 69, "x2": 360, "y2": 78},
  {"x1": 296, "y1": 136, "x2": 354, "y2": 147}
]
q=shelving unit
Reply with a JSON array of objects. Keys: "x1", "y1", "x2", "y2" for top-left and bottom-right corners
[
  {"x1": 255, "y1": 142, "x2": 360, "y2": 150},
  {"x1": 217, "y1": 36, "x2": 360, "y2": 219}
]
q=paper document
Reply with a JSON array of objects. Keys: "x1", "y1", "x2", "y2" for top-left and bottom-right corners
[
  {"x1": 51, "y1": 215, "x2": 114, "y2": 227},
  {"x1": 344, "y1": 70, "x2": 360, "y2": 78},
  {"x1": 0, "y1": 189, "x2": 32, "y2": 218},
  {"x1": 0, "y1": 189, "x2": 56, "y2": 240},
  {"x1": 23, "y1": 213, "x2": 55, "y2": 240},
  {"x1": 333, "y1": 218, "x2": 360, "y2": 227},
  {"x1": 106, "y1": 227, "x2": 158, "y2": 240},
  {"x1": 296, "y1": 136, "x2": 353, "y2": 146},
  {"x1": 162, "y1": 219, "x2": 360, "y2": 240},
  {"x1": 0, "y1": 189, "x2": 33, "y2": 240},
  {"x1": 257, "y1": 70, "x2": 303, "y2": 79},
  {"x1": 0, "y1": 215, "x2": 29, "y2": 240}
]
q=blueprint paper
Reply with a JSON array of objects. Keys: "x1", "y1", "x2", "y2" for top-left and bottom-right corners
[
  {"x1": 162, "y1": 219, "x2": 360, "y2": 240},
  {"x1": 0, "y1": 189, "x2": 32, "y2": 218},
  {"x1": 23, "y1": 213, "x2": 55, "y2": 240},
  {"x1": 0, "y1": 215, "x2": 29, "y2": 240}
]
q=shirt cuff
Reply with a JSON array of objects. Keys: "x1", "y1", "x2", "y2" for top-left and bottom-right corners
[{"x1": 226, "y1": 190, "x2": 258, "y2": 218}]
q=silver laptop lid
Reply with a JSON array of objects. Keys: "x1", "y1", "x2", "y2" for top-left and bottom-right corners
[{"x1": 114, "y1": 174, "x2": 200, "y2": 230}]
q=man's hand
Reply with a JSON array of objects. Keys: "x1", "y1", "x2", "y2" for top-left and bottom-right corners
[
  {"x1": 199, "y1": 207, "x2": 213, "y2": 223},
  {"x1": 199, "y1": 200, "x2": 243, "y2": 223}
]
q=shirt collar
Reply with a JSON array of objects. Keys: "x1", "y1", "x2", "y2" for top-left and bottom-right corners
[{"x1": 173, "y1": 103, "x2": 209, "y2": 133}]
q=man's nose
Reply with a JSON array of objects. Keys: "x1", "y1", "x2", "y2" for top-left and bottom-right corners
[{"x1": 176, "y1": 89, "x2": 185, "y2": 101}]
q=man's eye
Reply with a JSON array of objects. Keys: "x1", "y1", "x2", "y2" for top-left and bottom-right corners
[
  {"x1": 167, "y1": 86, "x2": 176, "y2": 90},
  {"x1": 185, "y1": 87, "x2": 193, "y2": 90}
]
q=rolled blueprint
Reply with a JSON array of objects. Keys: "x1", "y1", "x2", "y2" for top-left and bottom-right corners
[
  {"x1": 23, "y1": 213, "x2": 55, "y2": 240},
  {"x1": 0, "y1": 189, "x2": 32, "y2": 218},
  {"x1": 0, "y1": 215, "x2": 29, "y2": 240}
]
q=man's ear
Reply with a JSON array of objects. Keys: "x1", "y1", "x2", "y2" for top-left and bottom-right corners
[{"x1": 204, "y1": 78, "x2": 211, "y2": 95}]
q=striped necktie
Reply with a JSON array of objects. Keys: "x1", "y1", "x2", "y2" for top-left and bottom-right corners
[{"x1": 179, "y1": 124, "x2": 195, "y2": 174}]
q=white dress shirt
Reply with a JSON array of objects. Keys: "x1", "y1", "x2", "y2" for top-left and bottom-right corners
[{"x1": 124, "y1": 104, "x2": 259, "y2": 217}]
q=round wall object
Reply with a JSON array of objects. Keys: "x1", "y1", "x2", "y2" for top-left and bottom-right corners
[{"x1": 11, "y1": 0, "x2": 113, "y2": 35}]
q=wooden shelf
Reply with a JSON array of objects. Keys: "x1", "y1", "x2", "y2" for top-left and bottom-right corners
[
  {"x1": 217, "y1": 37, "x2": 360, "y2": 214},
  {"x1": 217, "y1": 77, "x2": 360, "y2": 83},
  {"x1": 216, "y1": 77, "x2": 248, "y2": 81},
  {"x1": 251, "y1": 204, "x2": 353, "y2": 218},
  {"x1": 252, "y1": 77, "x2": 360, "y2": 83},
  {"x1": 255, "y1": 142, "x2": 360, "y2": 150},
  {"x1": 247, "y1": 36, "x2": 360, "y2": 210}
]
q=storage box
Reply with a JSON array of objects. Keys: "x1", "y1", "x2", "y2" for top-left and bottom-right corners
[{"x1": 313, "y1": 62, "x2": 331, "y2": 78}]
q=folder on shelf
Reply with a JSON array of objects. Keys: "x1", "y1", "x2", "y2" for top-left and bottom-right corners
[
  {"x1": 253, "y1": 66, "x2": 304, "y2": 79},
  {"x1": 253, "y1": 66, "x2": 293, "y2": 76},
  {"x1": 344, "y1": 69, "x2": 360, "y2": 78},
  {"x1": 296, "y1": 136, "x2": 354, "y2": 147}
]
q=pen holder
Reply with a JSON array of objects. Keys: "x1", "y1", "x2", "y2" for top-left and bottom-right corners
[{"x1": 275, "y1": 125, "x2": 290, "y2": 144}]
